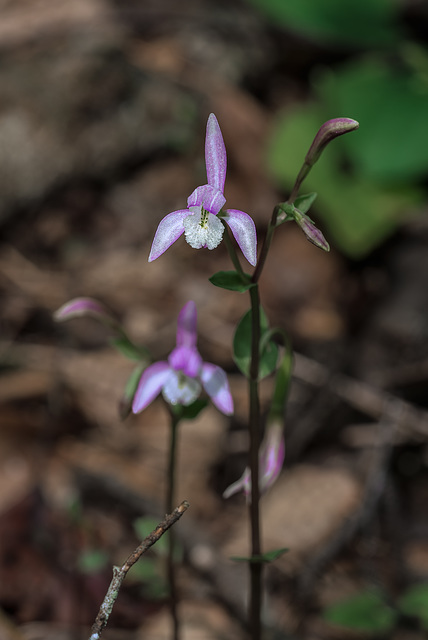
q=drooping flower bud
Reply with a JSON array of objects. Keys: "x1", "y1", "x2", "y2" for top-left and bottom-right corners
[
  {"x1": 292, "y1": 208, "x2": 330, "y2": 252},
  {"x1": 223, "y1": 420, "x2": 285, "y2": 502},
  {"x1": 305, "y1": 118, "x2": 359, "y2": 167},
  {"x1": 54, "y1": 297, "x2": 117, "y2": 326}
]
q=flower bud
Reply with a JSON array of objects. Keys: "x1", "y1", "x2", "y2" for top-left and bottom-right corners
[
  {"x1": 54, "y1": 297, "x2": 116, "y2": 326},
  {"x1": 223, "y1": 420, "x2": 285, "y2": 502},
  {"x1": 305, "y1": 118, "x2": 359, "y2": 167},
  {"x1": 293, "y1": 208, "x2": 330, "y2": 252}
]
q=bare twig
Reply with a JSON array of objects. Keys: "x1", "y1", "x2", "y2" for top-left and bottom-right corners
[{"x1": 88, "y1": 500, "x2": 190, "y2": 640}]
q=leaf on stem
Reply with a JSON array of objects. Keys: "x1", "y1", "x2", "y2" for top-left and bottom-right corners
[
  {"x1": 209, "y1": 270, "x2": 254, "y2": 292},
  {"x1": 294, "y1": 192, "x2": 318, "y2": 213},
  {"x1": 230, "y1": 548, "x2": 289, "y2": 564},
  {"x1": 120, "y1": 363, "x2": 147, "y2": 419},
  {"x1": 233, "y1": 308, "x2": 278, "y2": 380},
  {"x1": 109, "y1": 335, "x2": 149, "y2": 362}
]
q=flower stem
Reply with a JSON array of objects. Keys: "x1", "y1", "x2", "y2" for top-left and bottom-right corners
[
  {"x1": 222, "y1": 221, "x2": 247, "y2": 280},
  {"x1": 167, "y1": 412, "x2": 180, "y2": 640},
  {"x1": 252, "y1": 206, "x2": 280, "y2": 284},
  {"x1": 248, "y1": 283, "x2": 262, "y2": 640}
]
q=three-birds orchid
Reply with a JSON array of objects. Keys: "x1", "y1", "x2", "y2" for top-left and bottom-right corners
[{"x1": 148, "y1": 114, "x2": 257, "y2": 267}]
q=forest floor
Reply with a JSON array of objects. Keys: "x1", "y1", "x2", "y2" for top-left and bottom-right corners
[{"x1": 0, "y1": 1, "x2": 428, "y2": 639}]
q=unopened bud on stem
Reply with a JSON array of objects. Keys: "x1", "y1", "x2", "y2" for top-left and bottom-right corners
[{"x1": 305, "y1": 117, "x2": 359, "y2": 167}]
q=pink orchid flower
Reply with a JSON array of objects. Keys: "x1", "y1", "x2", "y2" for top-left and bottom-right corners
[
  {"x1": 148, "y1": 114, "x2": 257, "y2": 266},
  {"x1": 132, "y1": 301, "x2": 233, "y2": 415}
]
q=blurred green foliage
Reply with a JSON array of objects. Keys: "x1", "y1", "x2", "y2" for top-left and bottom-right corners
[
  {"x1": 247, "y1": 0, "x2": 428, "y2": 257},
  {"x1": 245, "y1": 0, "x2": 399, "y2": 48},
  {"x1": 398, "y1": 583, "x2": 428, "y2": 630},
  {"x1": 324, "y1": 583, "x2": 428, "y2": 634},
  {"x1": 324, "y1": 588, "x2": 397, "y2": 633}
]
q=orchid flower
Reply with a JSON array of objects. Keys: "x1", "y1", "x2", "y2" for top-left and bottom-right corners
[
  {"x1": 148, "y1": 114, "x2": 257, "y2": 266},
  {"x1": 132, "y1": 301, "x2": 233, "y2": 415},
  {"x1": 223, "y1": 421, "x2": 285, "y2": 502}
]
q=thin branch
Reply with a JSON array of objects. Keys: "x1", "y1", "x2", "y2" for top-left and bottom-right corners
[{"x1": 88, "y1": 500, "x2": 190, "y2": 640}]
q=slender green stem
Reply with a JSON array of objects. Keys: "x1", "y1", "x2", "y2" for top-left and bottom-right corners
[
  {"x1": 252, "y1": 206, "x2": 280, "y2": 284},
  {"x1": 248, "y1": 284, "x2": 262, "y2": 640},
  {"x1": 287, "y1": 162, "x2": 311, "y2": 205},
  {"x1": 167, "y1": 413, "x2": 180, "y2": 640},
  {"x1": 221, "y1": 220, "x2": 247, "y2": 280}
]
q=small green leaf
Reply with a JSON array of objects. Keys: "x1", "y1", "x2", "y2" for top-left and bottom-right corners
[
  {"x1": 294, "y1": 192, "x2": 318, "y2": 214},
  {"x1": 110, "y1": 335, "x2": 148, "y2": 361},
  {"x1": 269, "y1": 338, "x2": 293, "y2": 420},
  {"x1": 209, "y1": 270, "x2": 254, "y2": 292},
  {"x1": 233, "y1": 308, "x2": 278, "y2": 380},
  {"x1": 324, "y1": 589, "x2": 398, "y2": 633},
  {"x1": 398, "y1": 583, "x2": 428, "y2": 629},
  {"x1": 231, "y1": 548, "x2": 289, "y2": 564},
  {"x1": 129, "y1": 559, "x2": 168, "y2": 599},
  {"x1": 172, "y1": 398, "x2": 208, "y2": 420},
  {"x1": 78, "y1": 549, "x2": 109, "y2": 574},
  {"x1": 120, "y1": 363, "x2": 146, "y2": 419}
]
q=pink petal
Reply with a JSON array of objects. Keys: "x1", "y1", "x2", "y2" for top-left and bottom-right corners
[
  {"x1": 200, "y1": 363, "x2": 233, "y2": 415},
  {"x1": 176, "y1": 301, "x2": 198, "y2": 349},
  {"x1": 223, "y1": 209, "x2": 257, "y2": 266},
  {"x1": 132, "y1": 361, "x2": 171, "y2": 413},
  {"x1": 169, "y1": 345, "x2": 202, "y2": 378},
  {"x1": 187, "y1": 184, "x2": 226, "y2": 215},
  {"x1": 205, "y1": 113, "x2": 227, "y2": 193},
  {"x1": 259, "y1": 425, "x2": 285, "y2": 492},
  {"x1": 148, "y1": 210, "x2": 191, "y2": 262}
]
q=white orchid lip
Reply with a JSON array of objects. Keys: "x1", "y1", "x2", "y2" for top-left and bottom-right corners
[{"x1": 183, "y1": 207, "x2": 224, "y2": 250}]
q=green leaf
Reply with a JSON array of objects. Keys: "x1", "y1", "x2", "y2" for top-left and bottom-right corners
[
  {"x1": 209, "y1": 270, "x2": 254, "y2": 292},
  {"x1": 398, "y1": 583, "x2": 428, "y2": 629},
  {"x1": 268, "y1": 103, "x2": 422, "y2": 257},
  {"x1": 78, "y1": 549, "x2": 109, "y2": 574},
  {"x1": 120, "y1": 363, "x2": 146, "y2": 419},
  {"x1": 294, "y1": 192, "x2": 317, "y2": 214},
  {"x1": 110, "y1": 335, "x2": 148, "y2": 361},
  {"x1": 172, "y1": 398, "x2": 208, "y2": 421},
  {"x1": 233, "y1": 308, "x2": 278, "y2": 380},
  {"x1": 323, "y1": 589, "x2": 397, "y2": 633},
  {"x1": 231, "y1": 548, "x2": 288, "y2": 564},
  {"x1": 129, "y1": 559, "x2": 168, "y2": 599},
  {"x1": 269, "y1": 339, "x2": 293, "y2": 420},
  {"x1": 244, "y1": 0, "x2": 399, "y2": 48}
]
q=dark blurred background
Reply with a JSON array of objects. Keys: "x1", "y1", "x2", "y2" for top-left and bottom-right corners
[{"x1": 1, "y1": 0, "x2": 428, "y2": 638}]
